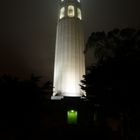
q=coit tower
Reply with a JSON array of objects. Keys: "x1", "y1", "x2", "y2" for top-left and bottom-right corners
[{"x1": 53, "y1": 0, "x2": 85, "y2": 98}]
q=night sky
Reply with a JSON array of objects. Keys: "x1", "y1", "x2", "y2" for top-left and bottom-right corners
[{"x1": 1, "y1": 0, "x2": 140, "y2": 82}]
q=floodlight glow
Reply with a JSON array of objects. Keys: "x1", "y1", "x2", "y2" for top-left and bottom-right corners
[{"x1": 62, "y1": 71, "x2": 78, "y2": 96}]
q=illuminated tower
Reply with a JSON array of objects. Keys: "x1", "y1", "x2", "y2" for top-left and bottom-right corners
[{"x1": 53, "y1": 0, "x2": 85, "y2": 98}]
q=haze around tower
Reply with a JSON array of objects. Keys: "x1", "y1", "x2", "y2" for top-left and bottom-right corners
[{"x1": 1, "y1": 0, "x2": 140, "y2": 82}]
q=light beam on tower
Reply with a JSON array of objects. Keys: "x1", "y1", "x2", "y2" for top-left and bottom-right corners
[{"x1": 52, "y1": 0, "x2": 85, "y2": 98}]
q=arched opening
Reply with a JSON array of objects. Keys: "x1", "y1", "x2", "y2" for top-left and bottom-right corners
[
  {"x1": 68, "y1": 5, "x2": 75, "y2": 17},
  {"x1": 77, "y1": 8, "x2": 82, "y2": 20},
  {"x1": 60, "y1": 7, "x2": 65, "y2": 19}
]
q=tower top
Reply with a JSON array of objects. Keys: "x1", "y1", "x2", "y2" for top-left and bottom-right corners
[
  {"x1": 58, "y1": 0, "x2": 82, "y2": 21},
  {"x1": 60, "y1": 0, "x2": 81, "y2": 3},
  {"x1": 59, "y1": 0, "x2": 81, "y2": 8}
]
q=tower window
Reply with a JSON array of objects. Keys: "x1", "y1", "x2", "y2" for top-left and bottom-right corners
[
  {"x1": 60, "y1": 7, "x2": 65, "y2": 19},
  {"x1": 68, "y1": 5, "x2": 75, "y2": 17},
  {"x1": 77, "y1": 8, "x2": 82, "y2": 20}
]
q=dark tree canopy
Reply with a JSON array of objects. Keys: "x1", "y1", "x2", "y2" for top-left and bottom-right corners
[
  {"x1": 81, "y1": 28, "x2": 140, "y2": 139},
  {"x1": 85, "y1": 28, "x2": 140, "y2": 63},
  {"x1": 81, "y1": 27, "x2": 140, "y2": 113},
  {"x1": 0, "y1": 74, "x2": 53, "y2": 138},
  {"x1": 82, "y1": 28, "x2": 140, "y2": 99}
]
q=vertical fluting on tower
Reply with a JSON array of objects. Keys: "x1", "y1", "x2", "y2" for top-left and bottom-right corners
[{"x1": 53, "y1": 0, "x2": 85, "y2": 97}]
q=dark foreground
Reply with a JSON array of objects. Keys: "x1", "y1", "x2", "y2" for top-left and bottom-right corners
[{"x1": 1, "y1": 98, "x2": 126, "y2": 140}]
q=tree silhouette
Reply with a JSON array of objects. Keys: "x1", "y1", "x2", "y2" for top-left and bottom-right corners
[
  {"x1": 83, "y1": 28, "x2": 140, "y2": 101},
  {"x1": 82, "y1": 28, "x2": 140, "y2": 139},
  {"x1": 0, "y1": 74, "x2": 53, "y2": 139},
  {"x1": 85, "y1": 28, "x2": 140, "y2": 63}
]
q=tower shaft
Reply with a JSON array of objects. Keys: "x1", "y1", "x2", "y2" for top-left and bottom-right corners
[{"x1": 53, "y1": 0, "x2": 85, "y2": 97}]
